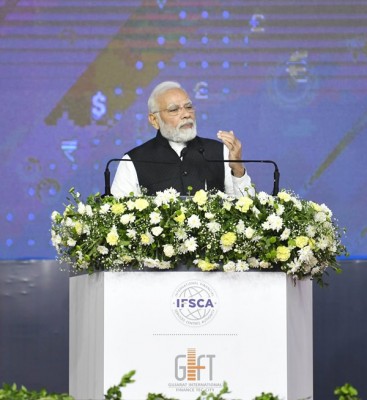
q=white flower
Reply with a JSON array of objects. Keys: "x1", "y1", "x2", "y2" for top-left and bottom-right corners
[
  {"x1": 51, "y1": 232, "x2": 61, "y2": 246},
  {"x1": 175, "y1": 228, "x2": 187, "y2": 241},
  {"x1": 221, "y1": 244, "x2": 233, "y2": 253},
  {"x1": 223, "y1": 201, "x2": 232, "y2": 211},
  {"x1": 120, "y1": 213, "x2": 135, "y2": 225},
  {"x1": 292, "y1": 199, "x2": 303, "y2": 210},
  {"x1": 262, "y1": 214, "x2": 283, "y2": 232},
  {"x1": 126, "y1": 229, "x2": 136, "y2": 238},
  {"x1": 151, "y1": 226, "x2": 163, "y2": 236},
  {"x1": 257, "y1": 191, "x2": 270, "y2": 205},
  {"x1": 100, "y1": 204, "x2": 110, "y2": 214},
  {"x1": 143, "y1": 258, "x2": 172, "y2": 270},
  {"x1": 280, "y1": 228, "x2": 291, "y2": 241},
  {"x1": 149, "y1": 211, "x2": 161, "y2": 224},
  {"x1": 315, "y1": 212, "x2": 327, "y2": 223},
  {"x1": 245, "y1": 227, "x2": 255, "y2": 239},
  {"x1": 65, "y1": 217, "x2": 73, "y2": 227},
  {"x1": 323, "y1": 221, "x2": 332, "y2": 230},
  {"x1": 288, "y1": 260, "x2": 301, "y2": 274},
  {"x1": 236, "y1": 220, "x2": 245, "y2": 234},
  {"x1": 82, "y1": 224, "x2": 90, "y2": 235},
  {"x1": 97, "y1": 246, "x2": 109, "y2": 255},
  {"x1": 67, "y1": 238, "x2": 76, "y2": 247},
  {"x1": 317, "y1": 236, "x2": 330, "y2": 250},
  {"x1": 247, "y1": 257, "x2": 259, "y2": 268},
  {"x1": 223, "y1": 261, "x2": 236, "y2": 272},
  {"x1": 236, "y1": 261, "x2": 249, "y2": 272},
  {"x1": 51, "y1": 211, "x2": 60, "y2": 222},
  {"x1": 205, "y1": 212, "x2": 215, "y2": 220},
  {"x1": 306, "y1": 225, "x2": 316, "y2": 238},
  {"x1": 259, "y1": 261, "x2": 271, "y2": 269},
  {"x1": 320, "y1": 203, "x2": 332, "y2": 217},
  {"x1": 183, "y1": 237, "x2": 198, "y2": 252},
  {"x1": 207, "y1": 221, "x2": 221, "y2": 233},
  {"x1": 126, "y1": 200, "x2": 135, "y2": 210},
  {"x1": 154, "y1": 188, "x2": 179, "y2": 206},
  {"x1": 298, "y1": 246, "x2": 314, "y2": 263},
  {"x1": 276, "y1": 204, "x2": 285, "y2": 216},
  {"x1": 77, "y1": 203, "x2": 86, "y2": 214},
  {"x1": 79, "y1": 261, "x2": 89, "y2": 270},
  {"x1": 85, "y1": 205, "x2": 93, "y2": 217},
  {"x1": 187, "y1": 215, "x2": 201, "y2": 229},
  {"x1": 163, "y1": 244, "x2": 175, "y2": 258}
]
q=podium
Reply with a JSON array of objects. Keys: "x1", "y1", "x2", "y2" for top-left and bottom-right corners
[{"x1": 69, "y1": 271, "x2": 313, "y2": 400}]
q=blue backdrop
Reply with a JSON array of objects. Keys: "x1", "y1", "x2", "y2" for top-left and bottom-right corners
[{"x1": 1, "y1": 0, "x2": 366, "y2": 260}]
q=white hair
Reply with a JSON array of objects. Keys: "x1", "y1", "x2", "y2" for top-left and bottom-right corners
[{"x1": 148, "y1": 81, "x2": 182, "y2": 113}]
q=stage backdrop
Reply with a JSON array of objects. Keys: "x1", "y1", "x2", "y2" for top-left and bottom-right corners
[{"x1": 0, "y1": 1, "x2": 366, "y2": 260}]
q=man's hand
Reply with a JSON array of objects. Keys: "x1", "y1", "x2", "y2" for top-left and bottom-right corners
[{"x1": 217, "y1": 130, "x2": 245, "y2": 177}]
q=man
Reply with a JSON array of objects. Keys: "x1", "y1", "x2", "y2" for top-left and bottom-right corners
[{"x1": 111, "y1": 81, "x2": 253, "y2": 197}]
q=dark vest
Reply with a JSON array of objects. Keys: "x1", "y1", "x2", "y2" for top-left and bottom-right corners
[{"x1": 127, "y1": 131, "x2": 225, "y2": 195}]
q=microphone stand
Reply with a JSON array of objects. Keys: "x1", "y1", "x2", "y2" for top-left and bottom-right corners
[
  {"x1": 103, "y1": 154, "x2": 280, "y2": 197},
  {"x1": 198, "y1": 149, "x2": 280, "y2": 196}
]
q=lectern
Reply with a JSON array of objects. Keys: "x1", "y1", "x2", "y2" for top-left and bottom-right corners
[{"x1": 69, "y1": 271, "x2": 312, "y2": 399}]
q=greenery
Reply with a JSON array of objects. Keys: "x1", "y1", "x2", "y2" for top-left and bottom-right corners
[
  {"x1": 334, "y1": 383, "x2": 361, "y2": 400},
  {"x1": 51, "y1": 187, "x2": 347, "y2": 284},
  {"x1": 0, "y1": 374, "x2": 362, "y2": 400},
  {"x1": 105, "y1": 370, "x2": 135, "y2": 400},
  {"x1": 253, "y1": 393, "x2": 280, "y2": 400},
  {"x1": 0, "y1": 383, "x2": 72, "y2": 400}
]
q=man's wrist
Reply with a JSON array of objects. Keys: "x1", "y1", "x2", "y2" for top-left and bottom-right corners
[{"x1": 231, "y1": 167, "x2": 246, "y2": 178}]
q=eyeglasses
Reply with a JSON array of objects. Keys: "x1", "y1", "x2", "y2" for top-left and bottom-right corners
[{"x1": 152, "y1": 102, "x2": 195, "y2": 117}]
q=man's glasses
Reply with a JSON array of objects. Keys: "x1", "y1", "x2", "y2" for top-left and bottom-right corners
[{"x1": 152, "y1": 102, "x2": 195, "y2": 117}]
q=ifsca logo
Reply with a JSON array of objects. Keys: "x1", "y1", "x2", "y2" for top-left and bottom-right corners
[
  {"x1": 171, "y1": 280, "x2": 218, "y2": 326},
  {"x1": 175, "y1": 348, "x2": 215, "y2": 381}
]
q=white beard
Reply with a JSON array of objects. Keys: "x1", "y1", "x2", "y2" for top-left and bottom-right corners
[{"x1": 158, "y1": 116, "x2": 197, "y2": 143}]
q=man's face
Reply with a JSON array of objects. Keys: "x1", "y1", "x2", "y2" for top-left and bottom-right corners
[{"x1": 152, "y1": 88, "x2": 197, "y2": 143}]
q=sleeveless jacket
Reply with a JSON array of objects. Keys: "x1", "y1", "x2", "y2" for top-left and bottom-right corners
[{"x1": 127, "y1": 131, "x2": 225, "y2": 195}]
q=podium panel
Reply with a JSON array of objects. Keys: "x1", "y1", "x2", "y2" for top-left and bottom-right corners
[{"x1": 69, "y1": 271, "x2": 312, "y2": 400}]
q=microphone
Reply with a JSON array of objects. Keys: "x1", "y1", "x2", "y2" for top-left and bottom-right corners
[
  {"x1": 103, "y1": 157, "x2": 179, "y2": 197},
  {"x1": 198, "y1": 148, "x2": 280, "y2": 196}
]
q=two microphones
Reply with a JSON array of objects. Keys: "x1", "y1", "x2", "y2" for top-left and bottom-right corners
[{"x1": 103, "y1": 149, "x2": 280, "y2": 197}]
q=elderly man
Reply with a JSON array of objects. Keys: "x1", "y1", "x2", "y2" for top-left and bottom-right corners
[{"x1": 111, "y1": 81, "x2": 253, "y2": 197}]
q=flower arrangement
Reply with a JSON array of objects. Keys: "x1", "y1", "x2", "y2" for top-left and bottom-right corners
[{"x1": 51, "y1": 187, "x2": 347, "y2": 284}]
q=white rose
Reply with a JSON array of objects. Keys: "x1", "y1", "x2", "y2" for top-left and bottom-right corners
[
  {"x1": 245, "y1": 227, "x2": 255, "y2": 239},
  {"x1": 151, "y1": 226, "x2": 163, "y2": 236},
  {"x1": 163, "y1": 244, "x2": 175, "y2": 258}
]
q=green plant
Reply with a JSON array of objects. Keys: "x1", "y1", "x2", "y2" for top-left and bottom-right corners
[
  {"x1": 0, "y1": 383, "x2": 73, "y2": 400},
  {"x1": 146, "y1": 393, "x2": 178, "y2": 400},
  {"x1": 104, "y1": 370, "x2": 136, "y2": 400},
  {"x1": 334, "y1": 383, "x2": 361, "y2": 400},
  {"x1": 253, "y1": 393, "x2": 280, "y2": 400},
  {"x1": 195, "y1": 381, "x2": 236, "y2": 400}
]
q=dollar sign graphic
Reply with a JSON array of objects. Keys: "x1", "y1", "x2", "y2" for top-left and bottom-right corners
[{"x1": 91, "y1": 91, "x2": 107, "y2": 120}]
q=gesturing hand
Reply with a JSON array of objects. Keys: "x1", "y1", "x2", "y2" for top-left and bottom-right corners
[{"x1": 217, "y1": 130, "x2": 245, "y2": 177}]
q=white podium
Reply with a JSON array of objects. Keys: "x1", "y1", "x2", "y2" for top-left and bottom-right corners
[{"x1": 69, "y1": 271, "x2": 313, "y2": 400}]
